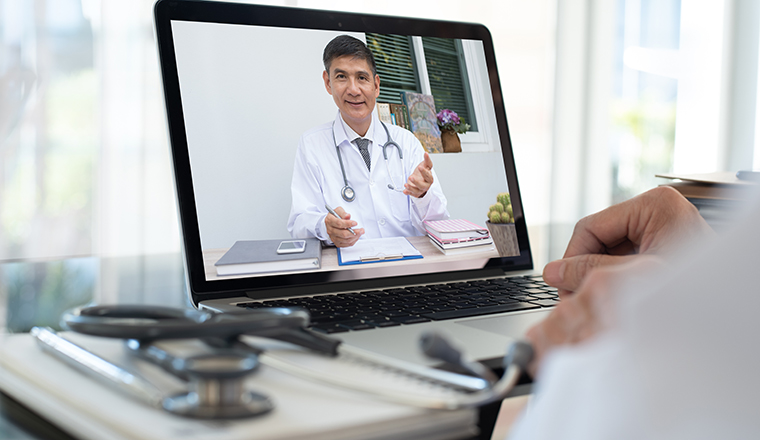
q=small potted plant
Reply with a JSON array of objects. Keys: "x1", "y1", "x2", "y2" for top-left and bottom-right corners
[
  {"x1": 486, "y1": 192, "x2": 519, "y2": 257},
  {"x1": 436, "y1": 109, "x2": 471, "y2": 153}
]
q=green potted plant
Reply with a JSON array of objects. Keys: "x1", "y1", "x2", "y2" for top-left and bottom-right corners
[
  {"x1": 436, "y1": 109, "x2": 470, "y2": 153},
  {"x1": 486, "y1": 193, "x2": 519, "y2": 257}
]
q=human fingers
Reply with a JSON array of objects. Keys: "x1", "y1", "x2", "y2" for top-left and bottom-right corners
[
  {"x1": 527, "y1": 256, "x2": 664, "y2": 376},
  {"x1": 334, "y1": 206, "x2": 350, "y2": 220},
  {"x1": 415, "y1": 157, "x2": 434, "y2": 183},
  {"x1": 325, "y1": 210, "x2": 355, "y2": 231},
  {"x1": 422, "y1": 152, "x2": 433, "y2": 170},
  {"x1": 542, "y1": 253, "x2": 638, "y2": 293},
  {"x1": 525, "y1": 297, "x2": 592, "y2": 377},
  {"x1": 526, "y1": 263, "x2": 621, "y2": 376},
  {"x1": 562, "y1": 186, "x2": 708, "y2": 260},
  {"x1": 326, "y1": 214, "x2": 364, "y2": 247},
  {"x1": 403, "y1": 171, "x2": 430, "y2": 198},
  {"x1": 325, "y1": 208, "x2": 358, "y2": 239},
  {"x1": 333, "y1": 228, "x2": 365, "y2": 247}
]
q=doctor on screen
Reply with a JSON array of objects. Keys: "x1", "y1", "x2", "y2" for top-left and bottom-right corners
[{"x1": 287, "y1": 35, "x2": 449, "y2": 247}]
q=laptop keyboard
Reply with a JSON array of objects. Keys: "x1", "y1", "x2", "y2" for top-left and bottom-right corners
[{"x1": 236, "y1": 275, "x2": 558, "y2": 334}]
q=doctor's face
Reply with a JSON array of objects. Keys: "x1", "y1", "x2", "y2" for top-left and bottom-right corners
[{"x1": 323, "y1": 55, "x2": 380, "y2": 136}]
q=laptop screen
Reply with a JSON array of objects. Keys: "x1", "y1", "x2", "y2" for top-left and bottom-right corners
[{"x1": 154, "y1": 1, "x2": 532, "y2": 303}]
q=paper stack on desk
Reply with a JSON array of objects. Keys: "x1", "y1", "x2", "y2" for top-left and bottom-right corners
[
  {"x1": 0, "y1": 332, "x2": 477, "y2": 440},
  {"x1": 424, "y1": 219, "x2": 495, "y2": 255}
]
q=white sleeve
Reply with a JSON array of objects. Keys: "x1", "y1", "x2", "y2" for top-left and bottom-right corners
[{"x1": 287, "y1": 137, "x2": 330, "y2": 242}]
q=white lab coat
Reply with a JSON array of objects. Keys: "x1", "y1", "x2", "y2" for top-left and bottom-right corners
[
  {"x1": 288, "y1": 111, "x2": 449, "y2": 243},
  {"x1": 508, "y1": 190, "x2": 760, "y2": 440}
]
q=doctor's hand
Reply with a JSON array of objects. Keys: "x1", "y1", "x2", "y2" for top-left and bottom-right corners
[
  {"x1": 403, "y1": 152, "x2": 434, "y2": 198},
  {"x1": 542, "y1": 186, "x2": 712, "y2": 297},
  {"x1": 325, "y1": 206, "x2": 364, "y2": 247},
  {"x1": 526, "y1": 256, "x2": 661, "y2": 377}
]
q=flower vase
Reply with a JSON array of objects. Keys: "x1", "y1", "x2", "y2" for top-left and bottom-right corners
[{"x1": 441, "y1": 129, "x2": 462, "y2": 153}]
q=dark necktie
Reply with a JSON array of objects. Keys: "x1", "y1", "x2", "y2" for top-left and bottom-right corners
[{"x1": 355, "y1": 138, "x2": 371, "y2": 171}]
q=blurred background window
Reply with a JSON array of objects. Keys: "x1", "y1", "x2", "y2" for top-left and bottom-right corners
[
  {"x1": 0, "y1": 0, "x2": 179, "y2": 262},
  {"x1": 611, "y1": 0, "x2": 680, "y2": 204},
  {"x1": 2, "y1": 0, "x2": 759, "y2": 265}
]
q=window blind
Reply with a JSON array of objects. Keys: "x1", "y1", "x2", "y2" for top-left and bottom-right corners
[
  {"x1": 421, "y1": 37, "x2": 478, "y2": 131},
  {"x1": 366, "y1": 33, "x2": 420, "y2": 104}
]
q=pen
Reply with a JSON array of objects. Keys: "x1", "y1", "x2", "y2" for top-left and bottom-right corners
[
  {"x1": 325, "y1": 204, "x2": 356, "y2": 235},
  {"x1": 31, "y1": 327, "x2": 165, "y2": 409}
]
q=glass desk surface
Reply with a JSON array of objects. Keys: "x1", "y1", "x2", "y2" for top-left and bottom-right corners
[
  {"x1": 0, "y1": 253, "x2": 188, "y2": 440},
  {"x1": 0, "y1": 224, "x2": 573, "y2": 440}
]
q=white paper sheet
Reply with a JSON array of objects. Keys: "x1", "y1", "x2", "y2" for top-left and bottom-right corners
[{"x1": 338, "y1": 237, "x2": 422, "y2": 263}]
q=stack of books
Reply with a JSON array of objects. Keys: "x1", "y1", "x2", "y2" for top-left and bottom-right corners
[
  {"x1": 656, "y1": 171, "x2": 757, "y2": 229},
  {"x1": 423, "y1": 219, "x2": 495, "y2": 255}
]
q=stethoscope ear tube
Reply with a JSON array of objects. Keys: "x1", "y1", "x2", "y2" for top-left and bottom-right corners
[
  {"x1": 61, "y1": 305, "x2": 311, "y2": 342},
  {"x1": 418, "y1": 332, "x2": 534, "y2": 409},
  {"x1": 504, "y1": 340, "x2": 534, "y2": 372}
]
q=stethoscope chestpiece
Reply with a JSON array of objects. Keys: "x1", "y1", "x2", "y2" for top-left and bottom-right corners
[
  {"x1": 341, "y1": 185, "x2": 356, "y2": 203},
  {"x1": 163, "y1": 351, "x2": 273, "y2": 419}
]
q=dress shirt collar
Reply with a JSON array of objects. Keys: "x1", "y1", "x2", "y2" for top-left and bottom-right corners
[{"x1": 335, "y1": 111, "x2": 377, "y2": 148}]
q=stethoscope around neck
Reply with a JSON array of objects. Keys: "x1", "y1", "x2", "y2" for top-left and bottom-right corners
[{"x1": 333, "y1": 121, "x2": 404, "y2": 203}]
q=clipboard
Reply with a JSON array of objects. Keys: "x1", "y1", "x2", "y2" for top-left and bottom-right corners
[{"x1": 337, "y1": 237, "x2": 423, "y2": 266}]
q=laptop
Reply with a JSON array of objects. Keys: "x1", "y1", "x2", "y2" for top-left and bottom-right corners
[{"x1": 153, "y1": 0, "x2": 555, "y2": 367}]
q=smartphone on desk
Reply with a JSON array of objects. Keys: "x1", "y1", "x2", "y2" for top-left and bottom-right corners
[{"x1": 277, "y1": 240, "x2": 307, "y2": 254}]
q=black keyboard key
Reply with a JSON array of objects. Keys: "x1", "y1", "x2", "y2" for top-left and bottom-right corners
[
  {"x1": 422, "y1": 303, "x2": 540, "y2": 321},
  {"x1": 309, "y1": 315, "x2": 338, "y2": 323},
  {"x1": 337, "y1": 321, "x2": 376, "y2": 331},
  {"x1": 368, "y1": 320, "x2": 401, "y2": 328},
  {"x1": 237, "y1": 302, "x2": 262, "y2": 308},
  {"x1": 469, "y1": 301, "x2": 498, "y2": 307},
  {"x1": 524, "y1": 288, "x2": 548, "y2": 294},
  {"x1": 449, "y1": 303, "x2": 478, "y2": 309},
  {"x1": 528, "y1": 299, "x2": 558, "y2": 308},
  {"x1": 529, "y1": 293, "x2": 557, "y2": 300},
  {"x1": 356, "y1": 313, "x2": 387, "y2": 321},
  {"x1": 381, "y1": 310, "x2": 410, "y2": 317},
  {"x1": 311, "y1": 324, "x2": 350, "y2": 334},
  {"x1": 392, "y1": 316, "x2": 431, "y2": 324}
]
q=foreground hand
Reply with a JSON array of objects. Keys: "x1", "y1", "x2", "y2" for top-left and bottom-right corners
[
  {"x1": 526, "y1": 256, "x2": 662, "y2": 377},
  {"x1": 325, "y1": 206, "x2": 364, "y2": 247},
  {"x1": 403, "y1": 152, "x2": 434, "y2": 198},
  {"x1": 543, "y1": 186, "x2": 712, "y2": 296}
]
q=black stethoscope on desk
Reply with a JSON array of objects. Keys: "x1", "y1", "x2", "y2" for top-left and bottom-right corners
[
  {"x1": 333, "y1": 121, "x2": 406, "y2": 203},
  {"x1": 35, "y1": 304, "x2": 534, "y2": 417}
]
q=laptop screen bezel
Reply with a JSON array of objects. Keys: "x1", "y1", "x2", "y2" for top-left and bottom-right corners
[{"x1": 153, "y1": 0, "x2": 533, "y2": 305}]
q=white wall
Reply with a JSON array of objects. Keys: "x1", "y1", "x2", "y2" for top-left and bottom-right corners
[
  {"x1": 172, "y1": 22, "x2": 357, "y2": 249},
  {"x1": 172, "y1": 21, "x2": 511, "y2": 250}
]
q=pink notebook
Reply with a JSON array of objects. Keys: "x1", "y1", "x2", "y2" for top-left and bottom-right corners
[{"x1": 424, "y1": 219, "x2": 489, "y2": 241}]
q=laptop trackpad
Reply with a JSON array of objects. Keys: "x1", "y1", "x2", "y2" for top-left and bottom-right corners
[{"x1": 455, "y1": 310, "x2": 549, "y2": 336}]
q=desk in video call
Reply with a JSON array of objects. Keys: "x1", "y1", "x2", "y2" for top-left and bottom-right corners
[{"x1": 203, "y1": 235, "x2": 499, "y2": 281}]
